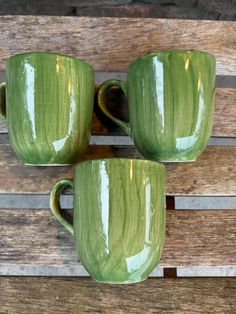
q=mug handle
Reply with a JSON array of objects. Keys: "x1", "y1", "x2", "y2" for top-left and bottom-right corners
[
  {"x1": 50, "y1": 179, "x2": 74, "y2": 236},
  {"x1": 97, "y1": 79, "x2": 131, "y2": 137},
  {"x1": 0, "y1": 82, "x2": 6, "y2": 120}
]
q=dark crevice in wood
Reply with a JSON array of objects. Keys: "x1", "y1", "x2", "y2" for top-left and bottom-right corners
[
  {"x1": 164, "y1": 268, "x2": 177, "y2": 278},
  {"x1": 166, "y1": 196, "x2": 175, "y2": 209}
]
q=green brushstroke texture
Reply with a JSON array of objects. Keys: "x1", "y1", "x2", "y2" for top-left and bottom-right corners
[
  {"x1": 50, "y1": 159, "x2": 166, "y2": 284},
  {"x1": 99, "y1": 51, "x2": 216, "y2": 161},
  {"x1": 5, "y1": 52, "x2": 94, "y2": 165}
]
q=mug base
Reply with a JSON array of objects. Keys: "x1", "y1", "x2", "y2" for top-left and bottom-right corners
[
  {"x1": 92, "y1": 276, "x2": 149, "y2": 285},
  {"x1": 159, "y1": 159, "x2": 196, "y2": 163},
  {"x1": 24, "y1": 163, "x2": 72, "y2": 167}
]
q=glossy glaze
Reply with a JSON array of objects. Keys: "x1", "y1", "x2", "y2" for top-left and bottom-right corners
[
  {"x1": 1, "y1": 52, "x2": 94, "y2": 165},
  {"x1": 98, "y1": 50, "x2": 215, "y2": 161},
  {"x1": 50, "y1": 158, "x2": 166, "y2": 284}
]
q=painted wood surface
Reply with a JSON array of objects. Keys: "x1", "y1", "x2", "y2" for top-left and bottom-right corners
[
  {"x1": 1, "y1": 277, "x2": 235, "y2": 313},
  {"x1": 0, "y1": 16, "x2": 234, "y2": 75},
  {"x1": 0, "y1": 208, "x2": 235, "y2": 275},
  {"x1": 0, "y1": 144, "x2": 235, "y2": 196}
]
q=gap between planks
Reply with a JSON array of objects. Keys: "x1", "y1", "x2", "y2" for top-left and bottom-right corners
[
  {"x1": 1, "y1": 265, "x2": 236, "y2": 277},
  {"x1": 1, "y1": 134, "x2": 236, "y2": 146},
  {"x1": 1, "y1": 71, "x2": 236, "y2": 87},
  {"x1": 1, "y1": 194, "x2": 236, "y2": 210}
]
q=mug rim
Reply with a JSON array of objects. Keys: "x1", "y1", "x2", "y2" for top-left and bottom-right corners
[
  {"x1": 6, "y1": 51, "x2": 94, "y2": 71},
  {"x1": 76, "y1": 158, "x2": 165, "y2": 171},
  {"x1": 129, "y1": 50, "x2": 215, "y2": 68}
]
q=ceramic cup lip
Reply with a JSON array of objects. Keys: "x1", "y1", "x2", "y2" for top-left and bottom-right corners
[
  {"x1": 76, "y1": 158, "x2": 165, "y2": 172},
  {"x1": 6, "y1": 51, "x2": 94, "y2": 72},
  {"x1": 129, "y1": 50, "x2": 215, "y2": 69}
]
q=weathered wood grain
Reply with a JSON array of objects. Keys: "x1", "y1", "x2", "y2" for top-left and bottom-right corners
[
  {"x1": 197, "y1": 0, "x2": 236, "y2": 18},
  {"x1": 76, "y1": 0, "x2": 132, "y2": 5},
  {"x1": 77, "y1": 3, "x2": 220, "y2": 19},
  {"x1": 0, "y1": 88, "x2": 235, "y2": 136},
  {"x1": 113, "y1": 146, "x2": 236, "y2": 196},
  {"x1": 0, "y1": 5, "x2": 75, "y2": 16},
  {"x1": 0, "y1": 16, "x2": 234, "y2": 75},
  {"x1": 213, "y1": 88, "x2": 236, "y2": 136},
  {"x1": 76, "y1": 0, "x2": 236, "y2": 21},
  {"x1": 0, "y1": 144, "x2": 113, "y2": 194},
  {"x1": 0, "y1": 144, "x2": 235, "y2": 196},
  {"x1": 1, "y1": 277, "x2": 235, "y2": 314},
  {"x1": 0, "y1": 0, "x2": 126, "y2": 5},
  {"x1": 0, "y1": 208, "x2": 235, "y2": 273},
  {"x1": 165, "y1": 146, "x2": 236, "y2": 196}
]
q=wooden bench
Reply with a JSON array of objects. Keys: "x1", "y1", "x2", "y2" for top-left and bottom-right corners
[{"x1": 0, "y1": 16, "x2": 235, "y2": 313}]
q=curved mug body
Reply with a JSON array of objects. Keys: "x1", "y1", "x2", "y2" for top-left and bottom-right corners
[
  {"x1": 98, "y1": 50, "x2": 216, "y2": 162},
  {"x1": 50, "y1": 158, "x2": 166, "y2": 284},
  {"x1": 0, "y1": 52, "x2": 94, "y2": 165}
]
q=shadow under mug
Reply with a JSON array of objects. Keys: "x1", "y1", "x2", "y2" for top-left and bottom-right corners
[
  {"x1": 98, "y1": 50, "x2": 216, "y2": 162},
  {"x1": 50, "y1": 158, "x2": 166, "y2": 284},
  {"x1": 0, "y1": 52, "x2": 94, "y2": 165}
]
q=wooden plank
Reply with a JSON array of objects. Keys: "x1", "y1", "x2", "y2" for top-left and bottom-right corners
[
  {"x1": 1, "y1": 277, "x2": 236, "y2": 313},
  {"x1": 0, "y1": 0, "x2": 132, "y2": 5},
  {"x1": 0, "y1": 88, "x2": 235, "y2": 137},
  {"x1": 165, "y1": 146, "x2": 236, "y2": 196},
  {"x1": 0, "y1": 5, "x2": 75, "y2": 16},
  {"x1": 0, "y1": 16, "x2": 234, "y2": 75},
  {"x1": 0, "y1": 144, "x2": 112, "y2": 193},
  {"x1": 0, "y1": 208, "x2": 235, "y2": 275},
  {"x1": 113, "y1": 146, "x2": 236, "y2": 196},
  {"x1": 213, "y1": 88, "x2": 236, "y2": 137},
  {"x1": 133, "y1": 0, "x2": 197, "y2": 4},
  {"x1": 197, "y1": 0, "x2": 236, "y2": 17},
  {"x1": 76, "y1": 0, "x2": 235, "y2": 20},
  {"x1": 76, "y1": 3, "x2": 220, "y2": 20},
  {"x1": 0, "y1": 145, "x2": 236, "y2": 196},
  {"x1": 77, "y1": 0, "x2": 132, "y2": 5}
]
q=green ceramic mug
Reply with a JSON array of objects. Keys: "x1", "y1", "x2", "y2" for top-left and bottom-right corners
[
  {"x1": 0, "y1": 52, "x2": 94, "y2": 165},
  {"x1": 98, "y1": 50, "x2": 215, "y2": 162},
  {"x1": 50, "y1": 158, "x2": 166, "y2": 284}
]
